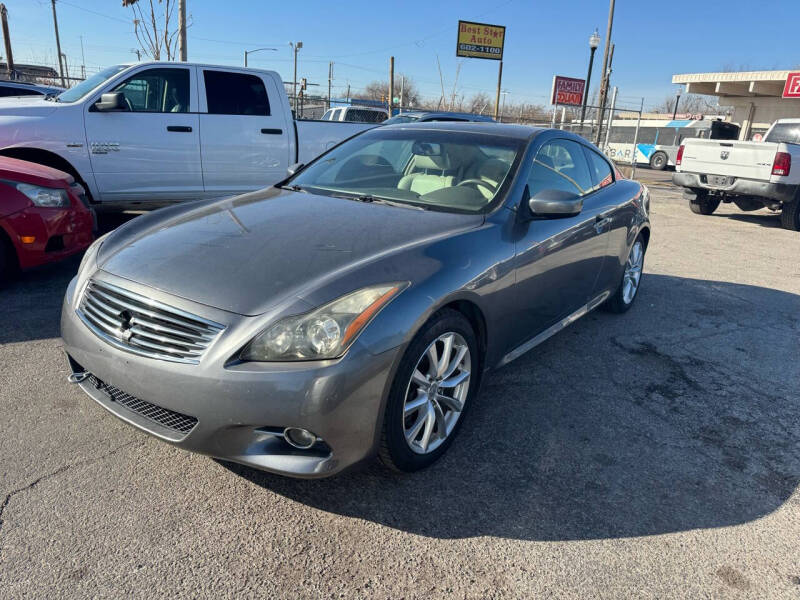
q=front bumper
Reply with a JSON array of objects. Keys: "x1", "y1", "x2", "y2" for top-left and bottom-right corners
[
  {"x1": 61, "y1": 274, "x2": 402, "y2": 478},
  {"x1": 672, "y1": 171, "x2": 796, "y2": 204},
  {"x1": 1, "y1": 204, "x2": 94, "y2": 270}
]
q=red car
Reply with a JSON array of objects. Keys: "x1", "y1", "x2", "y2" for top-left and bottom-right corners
[{"x1": 0, "y1": 157, "x2": 94, "y2": 283}]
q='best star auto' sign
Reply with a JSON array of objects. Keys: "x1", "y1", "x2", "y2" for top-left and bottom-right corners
[
  {"x1": 783, "y1": 72, "x2": 800, "y2": 98},
  {"x1": 551, "y1": 76, "x2": 586, "y2": 106}
]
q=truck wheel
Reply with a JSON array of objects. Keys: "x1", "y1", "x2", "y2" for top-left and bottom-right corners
[
  {"x1": 780, "y1": 198, "x2": 800, "y2": 231},
  {"x1": 687, "y1": 191, "x2": 720, "y2": 215},
  {"x1": 649, "y1": 151, "x2": 668, "y2": 171}
]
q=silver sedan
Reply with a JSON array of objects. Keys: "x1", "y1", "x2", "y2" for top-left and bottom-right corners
[{"x1": 61, "y1": 123, "x2": 650, "y2": 478}]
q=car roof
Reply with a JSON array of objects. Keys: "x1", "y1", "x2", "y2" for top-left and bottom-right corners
[{"x1": 381, "y1": 120, "x2": 546, "y2": 140}]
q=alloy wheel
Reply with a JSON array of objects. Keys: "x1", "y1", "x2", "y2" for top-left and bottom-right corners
[
  {"x1": 402, "y1": 332, "x2": 471, "y2": 454},
  {"x1": 622, "y1": 240, "x2": 644, "y2": 304}
]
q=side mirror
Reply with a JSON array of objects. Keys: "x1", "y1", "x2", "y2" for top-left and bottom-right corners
[
  {"x1": 287, "y1": 162, "x2": 304, "y2": 177},
  {"x1": 528, "y1": 188, "x2": 583, "y2": 218},
  {"x1": 94, "y1": 92, "x2": 127, "y2": 112}
]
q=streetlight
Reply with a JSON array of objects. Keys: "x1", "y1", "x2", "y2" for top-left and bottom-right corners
[
  {"x1": 579, "y1": 28, "x2": 601, "y2": 130},
  {"x1": 500, "y1": 89, "x2": 509, "y2": 123},
  {"x1": 244, "y1": 47, "x2": 277, "y2": 67},
  {"x1": 290, "y1": 41, "x2": 303, "y2": 112},
  {"x1": 672, "y1": 86, "x2": 683, "y2": 120}
]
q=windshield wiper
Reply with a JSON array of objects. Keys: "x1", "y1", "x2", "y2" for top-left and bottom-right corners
[
  {"x1": 278, "y1": 184, "x2": 307, "y2": 193},
  {"x1": 351, "y1": 194, "x2": 425, "y2": 210}
]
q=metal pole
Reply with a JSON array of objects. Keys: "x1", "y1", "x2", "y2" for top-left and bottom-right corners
[
  {"x1": 551, "y1": 103, "x2": 558, "y2": 128},
  {"x1": 61, "y1": 52, "x2": 69, "y2": 83},
  {"x1": 400, "y1": 75, "x2": 404, "y2": 112},
  {"x1": 603, "y1": 85, "x2": 618, "y2": 150},
  {"x1": 292, "y1": 43, "x2": 298, "y2": 113},
  {"x1": 50, "y1": 0, "x2": 65, "y2": 87},
  {"x1": 178, "y1": 0, "x2": 187, "y2": 61},
  {"x1": 388, "y1": 56, "x2": 394, "y2": 116},
  {"x1": 493, "y1": 61, "x2": 503, "y2": 121},
  {"x1": 630, "y1": 97, "x2": 643, "y2": 179},
  {"x1": 327, "y1": 61, "x2": 332, "y2": 110},
  {"x1": 594, "y1": 0, "x2": 615, "y2": 144},
  {"x1": 672, "y1": 90, "x2": 681, "y2": 120},
  {"x1": 244, "y1": 50, "x2": 247, "y2": 67},
  {"x1": 79, "y1": 35, "x2": 86, "y2": 79},
  {"x1": 580, "y1": 45, "x2": 596, "y2": 129},
  {"x1": 560, "y1": 106, "x2": 566, "y2": 130}
]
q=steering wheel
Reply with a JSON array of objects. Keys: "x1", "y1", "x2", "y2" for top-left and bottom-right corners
[{"x1": 456, "y1": 178, "x2": 497, "y2": 194}]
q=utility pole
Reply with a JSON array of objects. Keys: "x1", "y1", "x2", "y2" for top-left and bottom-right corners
[
  {"x1": 79, "y1": 35, "x2": 86, "y2": 79},
  {"x1": 327, "y1": 61, "x2": 333, "y2": 110},
  {"x1": 493, "y1": 61, "x2": 503, "y2": 121},
  {"x1": 178, "y1": 0, "x2": 187, "y2": 61},
  {"x1": 594, "y1": 0, "x2": 615, "y2": 144},
  {"x1": 388, "y1": 56, "x2": 394, "y2": 116},
  {"x1": 595, "y1": 42, "x2": 614, "y2": 145},
  {"x1": 0, "y1": 4, "x2": 14, "y2": 80},
  {"x1": 50, "y1": 0, "x2": 65, "y2": 87},
  {"x1": 290, "y1": 41, "x2": 302, "y2": 112}
]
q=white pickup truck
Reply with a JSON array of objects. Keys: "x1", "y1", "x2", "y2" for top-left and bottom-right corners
[
  {"x1": 0, "y1": 62, "x2": 377, "y2": 210},
  {"x1": 673, "y1": 118, "x2": 800, "y2": 231}
]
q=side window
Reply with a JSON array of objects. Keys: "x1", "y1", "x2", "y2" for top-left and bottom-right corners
[
  {"x1": 528, "y1": 139, "x2": 593, "y2": 197},
  {"x1": 204, "y1": 70, "x2": 270, "y2": 116},
  {"x1": 113, "y1": 68, "x2": 190, "y2": 113},
  {"x1": 583, "y1": 147, "x2": 615, "y2": 190}
]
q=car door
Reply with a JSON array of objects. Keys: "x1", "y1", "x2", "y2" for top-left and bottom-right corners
[
  {"x1": 510, "y1": 138, "x2": 611, "y2": 347},
  {"x1": 84, "y1": 65, "x2": 202, "y2": 203},
  {"x1": 197, "y1": 69, "x2": 291, "y2": 196},
  {"x1": 582, "y1": 145, "x2": 632, "y2": 296}
]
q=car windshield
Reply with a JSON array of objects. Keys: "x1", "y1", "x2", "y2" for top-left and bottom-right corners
[
  {"x1": 764, "y1": 123, "x2": 800, "y2": 145},
  {"x1": 288, "y1": 128, "x2": 522, "y2": 213},
  {"x1": 383, "y1": 114, "x2": 420, "y2": 125},
  {"x1": 55, "y1": 64, "x2": 129, "y2": 103}
]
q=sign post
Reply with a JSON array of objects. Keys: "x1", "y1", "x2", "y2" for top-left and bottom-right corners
[{"x1": 456, "y1": 20, "x2": 506, "y2": 120}]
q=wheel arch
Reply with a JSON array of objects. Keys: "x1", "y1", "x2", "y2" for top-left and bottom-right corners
[{"x1": 0, "y1": 147, "x2": 92, "y2": 199}]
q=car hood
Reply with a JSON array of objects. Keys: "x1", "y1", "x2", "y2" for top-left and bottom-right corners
[
  {"x1": 99, "y1": 188, "x2": 483, "y2": 315},
  {"x1": 0, "y1": 96, "x2": 59, "y2": 117}
]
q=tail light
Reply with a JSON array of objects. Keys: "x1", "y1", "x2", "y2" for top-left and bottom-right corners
[
  {"x1": 772, "y1": 152, "x2": 791, "y2": 176},
  {"x1": 676, "y1": 145, "x2": 685, "y2": 166}
]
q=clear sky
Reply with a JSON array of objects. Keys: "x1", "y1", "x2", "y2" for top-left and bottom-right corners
[{"x1": 7, "y1": 0, "x2": 800, "y2": 110}]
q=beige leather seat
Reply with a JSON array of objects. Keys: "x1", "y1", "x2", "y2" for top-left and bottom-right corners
[
  {"x1": 398, "y1": 154, "x2": 455, "y2": 196},
  {"x1": 476, "y1": 158, "x2": 510, "y2": 199}
]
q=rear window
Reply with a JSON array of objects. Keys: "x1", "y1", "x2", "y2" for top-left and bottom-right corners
[
  {"x1": 344, "y1": 109, "x2": 387, "y2": 123},
  {"x1": 765, "y1": 123, "x2": 800, "y2": 145},
  {"x1": 0, "y1": 86, "x2": 42, "y2": 97},
  {"x1": 204, "y1": 70, "x2": 270, "y2": 116}
]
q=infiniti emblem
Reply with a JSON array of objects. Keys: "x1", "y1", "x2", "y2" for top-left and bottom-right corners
[
  {"x1": 720, "y1": 150, "x2": 730, "y2": 160},
  {"x1": 118, "y1": 310, "x2": 134, "y2": 341}
]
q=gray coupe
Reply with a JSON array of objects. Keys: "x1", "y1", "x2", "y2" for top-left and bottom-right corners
[{"x1": 61, "y1": 123, "x2": 650, "y2": 478}]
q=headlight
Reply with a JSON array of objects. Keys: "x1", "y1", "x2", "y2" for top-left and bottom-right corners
[
  {"x1": 240, "y1": 283, "x2": 408, "y2": 362},
  {"x1": 72, "y1": 233, "x2": 108, "y2": 304},
  {"x1": 16, "y1": 182, "x2": 69, "y2": 207}
]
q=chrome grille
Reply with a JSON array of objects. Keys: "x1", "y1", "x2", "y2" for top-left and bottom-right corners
[
  {"x1": 77, "y1": 279, "x2": 224, "y2": 364},
  {"x1": 87, "y1": 374, "x2": 198, "y2": 435}
]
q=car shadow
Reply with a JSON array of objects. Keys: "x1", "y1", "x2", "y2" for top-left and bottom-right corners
[
  {"x1": 720, "y1": 212, "x2": 782, "y2": 228},
  {"x1": 219, "y1": 273, "x2": 800, "y2": 541}
]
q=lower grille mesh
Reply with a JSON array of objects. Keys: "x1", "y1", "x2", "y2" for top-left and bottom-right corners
[{"x1": 87, "y1": 374, "x2": 198, "y2": 435}]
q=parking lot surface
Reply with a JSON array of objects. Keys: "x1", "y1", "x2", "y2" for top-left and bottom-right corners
[{"x1": 1, "y1": 171, "x2": 799, "y2": 599}]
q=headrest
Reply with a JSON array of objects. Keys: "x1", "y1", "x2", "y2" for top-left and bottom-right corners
[{"x1": 413, "y1": 154, "x2": 450, "y2": 170}]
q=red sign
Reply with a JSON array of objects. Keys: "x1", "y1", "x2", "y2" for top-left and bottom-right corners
[
  {"x1": 783, "y1": 72, "x2": 800, "y2": 98},
  {"x1": 551, "y1": 75, "x2": 586, "y2": 106}
]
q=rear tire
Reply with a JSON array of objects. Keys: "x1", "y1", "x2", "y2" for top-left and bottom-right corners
[
  {"x1": 780, "y1": 197, "x2": 800, "y2": 231},
  {"x1": 379, "y1": 309, "x2": 480, "y2": 473},
  {"x1": 687, "y1": 190, "x2": 720, "y2": 215},
  {"x1": 649, "y1": 151, "x2": 668, "y2": 171}
]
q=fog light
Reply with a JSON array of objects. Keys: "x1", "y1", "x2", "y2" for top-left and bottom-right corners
[
  {"x1": 283, "y1": 427, "x2": 317, "y2": 449},
  {"x1": 20, "y1": 235, "x2": 36, "y2": 244}
]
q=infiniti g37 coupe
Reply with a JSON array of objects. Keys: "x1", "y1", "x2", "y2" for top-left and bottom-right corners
[{"x1": 62, "y1": 123, "x2": 650, "y2": 478}]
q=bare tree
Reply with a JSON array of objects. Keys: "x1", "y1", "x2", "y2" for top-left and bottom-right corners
[
  {"x1": 467, "y1": 92, "x2": 492, "y2": 115},
  {"x1": 360, "y1": 75, "x2": 420, "y2": 107},
  {"x1": 123, "y1": 0, "x2": 189, "y2": 61},
  {"x1": 652, "y1": 93, "x2": 720, "y2": 115}
]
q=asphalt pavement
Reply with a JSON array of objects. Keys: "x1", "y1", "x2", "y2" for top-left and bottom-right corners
[{"x1": 1, "y1": 170, "x2": 799, "y2": 599}]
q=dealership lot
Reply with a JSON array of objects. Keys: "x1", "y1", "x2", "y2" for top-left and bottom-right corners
[{"x1": 1, "y1": 173, "x2": 798, "y2": 598}]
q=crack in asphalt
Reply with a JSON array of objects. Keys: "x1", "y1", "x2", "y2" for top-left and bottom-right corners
[{"x1": 0, "y1": 439, "x2": 140, "y2": 557}]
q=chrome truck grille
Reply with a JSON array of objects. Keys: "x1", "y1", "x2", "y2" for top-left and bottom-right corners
[{"x1": 77, "y1": 280, "x2": 224, "y2": 364}]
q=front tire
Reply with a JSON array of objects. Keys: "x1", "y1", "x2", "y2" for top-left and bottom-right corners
[
  {"x1": 780, "y1": 197, "x2": 800, "y2": 231},
  {"x1": 687, "y1": 190, "x2": 720, "y2": 215},
  {"x1": 649, "y1": 151, "x2": 668, "y2": 171},
  {"x1": 379, "y1": 309, "x2": 479, "y2": 473},
  {"x1": 604, "y1": 235, "x2": 647, "y2": 314}
]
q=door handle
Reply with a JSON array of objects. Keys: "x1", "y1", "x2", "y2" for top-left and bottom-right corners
[
  {"x1": 261, "y1": 128, "x2": 283, "y2": 135},
  {"x1": 167, "y1": 125, "x2": 192, "y2": 132},
  {"x1": 594, "y1": 216, "x2": 612, "y2": 233}
]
